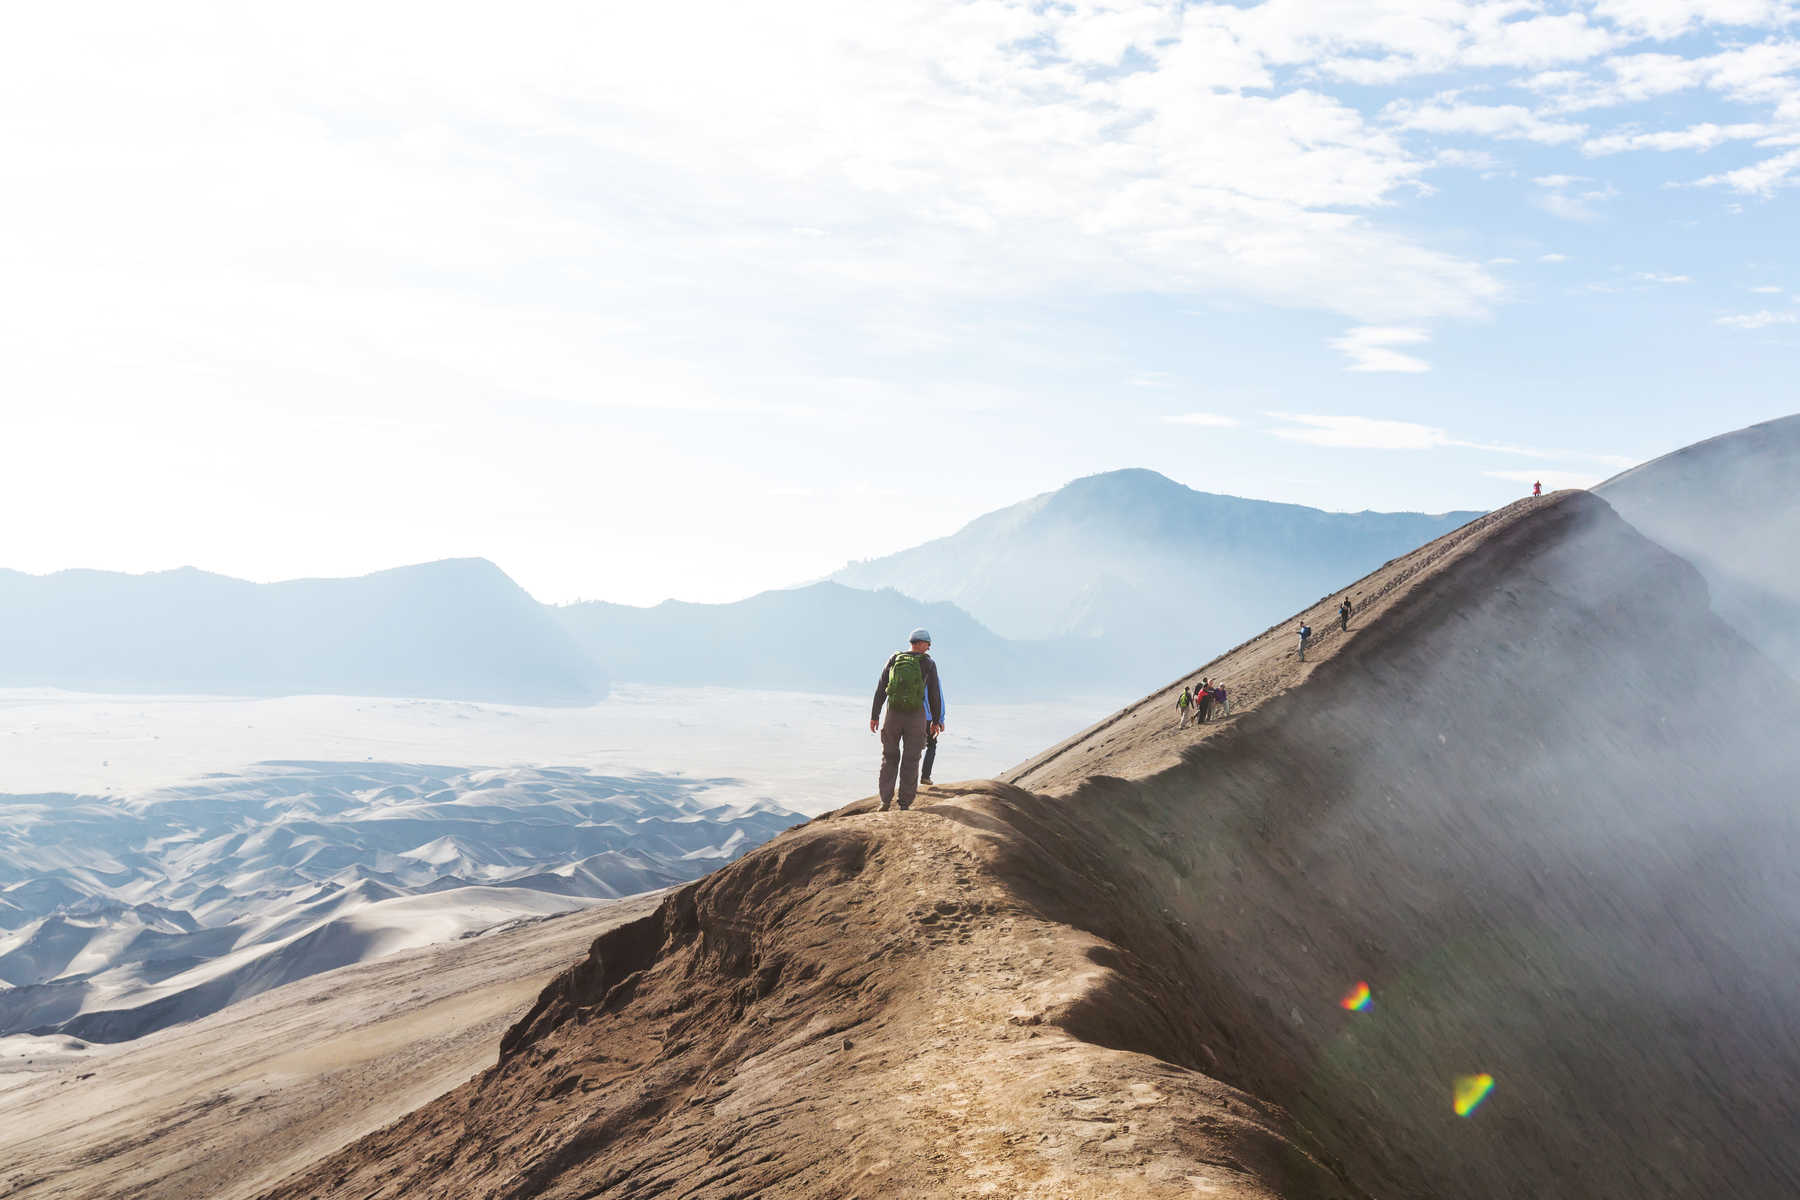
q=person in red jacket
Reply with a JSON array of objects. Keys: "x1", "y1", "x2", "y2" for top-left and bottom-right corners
[{"x1": 1533, "y1": 480, "x2": 1542, "y2": 497}]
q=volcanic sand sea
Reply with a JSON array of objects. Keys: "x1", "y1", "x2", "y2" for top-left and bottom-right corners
[
  {"x1": 0, "y1": 895, "x2": 658, "y2": 1200},
  {"x1": 0, "y1": 691, "x2": 1122, "y2": 1192},
  {"x1": 252, "y1": 492, "x2": 1800, "y2": 1199},
  {"x1": 0, "y1": 685, "x2": 1118, "y2": 815}
]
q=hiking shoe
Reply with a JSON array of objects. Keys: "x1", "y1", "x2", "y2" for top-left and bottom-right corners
[
  {"x1": 920, "y1": 777, "x2": 933, "y2": 786},
  {"x1": 878, "y1": 801, "x2": 892, "y2": 812}
]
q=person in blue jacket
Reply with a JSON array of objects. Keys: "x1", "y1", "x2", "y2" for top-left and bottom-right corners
[{"x1": 921, "y1": 668, "x2": 947, "y2": 786}]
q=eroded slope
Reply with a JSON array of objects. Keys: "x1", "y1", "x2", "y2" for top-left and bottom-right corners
[{"x1": 260, "y1": 493, "x2": 1800, "y2": 1199}]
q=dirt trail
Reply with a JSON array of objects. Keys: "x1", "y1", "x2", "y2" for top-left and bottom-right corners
[{"x1": 258, "y1": 491, "x2": 1800, "y2": 1198}]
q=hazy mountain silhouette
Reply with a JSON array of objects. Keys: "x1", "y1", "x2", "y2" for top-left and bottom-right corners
[
  {"x1": 0, "y1": 558, "x2": 605, "y2": 705},
  {"x1": 832, "y1": 468, "x2": 1480, "y2": 685},
  {"x1": 1597, "y1": 412, "x2": 1800, "y2": 676},
  {"x1": 554, "y1": 581, "x2": 1100, "y2": 700}
]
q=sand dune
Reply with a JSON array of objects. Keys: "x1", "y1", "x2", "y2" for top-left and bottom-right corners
[
  {"x1": 0, "y1": 896, "x2": 658, "y2": 1200},
  {"x1": 0, "y1": 762, "x2": 797, "y2": 1042},
  {"x1": 255, "y1": 492, "x2": 1800, "y2": 1199}
]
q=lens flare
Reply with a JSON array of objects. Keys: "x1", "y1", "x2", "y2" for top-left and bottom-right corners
[
  {"x1": 1339, "y1": 981, "x2": 1372, "y2": 1011},
  {"x1": 1453, "y1": 1073, "x2": 1495, "y2": 1117}
]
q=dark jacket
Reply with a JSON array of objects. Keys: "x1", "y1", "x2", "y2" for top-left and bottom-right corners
[{"x1": 872, "y1": 651, "x2": 945, "y2": 725}]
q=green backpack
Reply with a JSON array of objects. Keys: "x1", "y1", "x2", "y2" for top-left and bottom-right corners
[{"x1": 887, "y1": 652, "x2": 927, "y2": 713}]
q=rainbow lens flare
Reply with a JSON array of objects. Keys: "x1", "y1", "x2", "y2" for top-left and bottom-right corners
[
  {"x1": 1453, "y1": 1074, "x2": 1495, "y2": 1117},
  {"x1": 1339, "y1": 982, "x2": 1372, "y2": 1011}
]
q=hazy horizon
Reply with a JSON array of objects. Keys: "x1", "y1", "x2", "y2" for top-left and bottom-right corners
[
  {"x1": 9, "y1": 6, "x2": 1796, "y2": 605},
  {"x1": 1, "y1": 466, "x2": 1499, "y2": 605}
]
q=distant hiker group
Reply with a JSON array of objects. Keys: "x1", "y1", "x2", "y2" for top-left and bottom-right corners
[
  {"x1": 870, "y1": 628, "x2": 946, "y2": 811},
  {"x1": 1297, "y1": 594, "x2": 1354, "y2": 662},
  {"x1": 1176, "y1": 677, "x2": 1229, "y2": 728}
]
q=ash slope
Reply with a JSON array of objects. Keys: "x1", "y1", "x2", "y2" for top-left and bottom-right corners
[
  {"x1": 262, "y1": 493, "x2": 1800, "y2": 1200},
  {"x1": 1596, "y1": 411, "x2": 1800, "y2": 676}
]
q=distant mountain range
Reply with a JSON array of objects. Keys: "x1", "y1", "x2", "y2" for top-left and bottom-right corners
[
  {"x1": 553, "y1": 582, "x2": 1103, "y2": 701},
  {"x1": 0, "y1": 558, "x2": 604, "y2": 706},
  {"x1": 0, "y1": 474, "x2": 1491, "y2": 702},
  {"x1": 833, "y1": 468, "x2": 1482, "y2": 683},
  {"x1": 1597, "y1": 414, "x2": 1800, "y2": 677}
]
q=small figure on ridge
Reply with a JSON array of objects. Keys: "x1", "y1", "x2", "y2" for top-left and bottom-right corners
[
  {"x1": 1339, "y1": 595, "x2": 1353, "y2": 632},
  {"x1": 1297, "y1": 622, "x2": 1312, "y2": 662}
]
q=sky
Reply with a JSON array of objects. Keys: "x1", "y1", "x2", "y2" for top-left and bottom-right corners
[{"x1": 2, "y1": 2, "x2": 1796, "y2": 606}]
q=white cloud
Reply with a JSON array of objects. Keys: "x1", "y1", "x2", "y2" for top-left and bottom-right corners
[
  {"x1": 0, "y1": 0, "x2": 1793, "y2": 599},
  {"x1": 1750, "y1": 284, "x2": 1785, "y2": 292},
  {"x1": 1530, "y1": 43, "x2": 1800, "y2": 115},
  {"x1": 1541, "y1": 253, "x2": 1571, "y2": 262},
  {"x1": 1692, "y1": 147, "x2": 1800, "y2": 195},
  {"x1": 1267, "y1": 413, "x2": 1636, "y2": 466},
  {"x1": 1327, "y1": 326, "x2": 1432, "y2": 373},
  {"x1": 1716, "y1": 309, "x2": 1800, "y2": 327},
  {"x1": 1435, "y1": 147, "x2": 1505, "y2": 171},
  {"x1": 1583, "y1": 122, "x2": 1773, "y2": 155},
  {"x1": 1484, "y1": 468, "x2": 1605, "y2": 489},
  {"x1": 1386, "y1": 99, "x2": 1587, "y2": 144},
  {"x1": 1533, "y1": 174, "x2": 1618, "y2": 221},
  {"x1": 1636, "y1": 272, "x2": 1694, "y2": 283},
  {"x1": 1267, "y1": 412, "x2": 1448, "y2": 448},
  {"x1": 1162, "y1": 412, "x2": 1242, "y2": 428},
  {"x1": 1488, "y1": 256, "x2": 1521, "y2": 264},
  {"x1": 1591, "y1": 0, "x2": 1800, "y2": 41}
]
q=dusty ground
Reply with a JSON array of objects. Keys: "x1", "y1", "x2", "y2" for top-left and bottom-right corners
[
  {"x1": 44, "y1": 491, "x2": 1800, "y2": 1199},
  {"x1": 256, "y1": 794, "x2": 1354, "y2": 1200},
  {"x1": 0, "y1": 895, "x2": 657, "y2": 1200}
]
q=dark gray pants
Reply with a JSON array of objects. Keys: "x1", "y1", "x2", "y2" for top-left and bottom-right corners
[{"x1": 879, "y1": 707, "x2": 929, "y2": 809}]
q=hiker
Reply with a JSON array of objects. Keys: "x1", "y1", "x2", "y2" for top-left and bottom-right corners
[
  {"x1": 1338, "y1": 596, "x2": 1353, "y2": 632},
  {"x1": 1196, "y1": 678, "x2": 1214, "y2": 723},
  {"x1": 869, "y1": 628, "x2": 945, "y2": 811},
  {"x1": 1297, "y1": 622, "x2": 1312, "y2": 661},
  {"x1": 1176, "y1": 685, "x2": 1193, "y2": 729},
  {"x1": 921, "y1": 674, "x2": 947, "y2": 785},
  {"x1": 1533, "y1": 480, "x2": 1542, "y2": 497}
]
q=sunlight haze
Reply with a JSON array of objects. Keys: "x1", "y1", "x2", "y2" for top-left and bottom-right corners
[{"x1": 4, "y1": 2, "x2": 1795, "y2": 603}]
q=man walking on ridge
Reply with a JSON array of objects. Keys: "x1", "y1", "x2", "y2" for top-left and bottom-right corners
[
  {"x1": 1338, "y1": 595, "x2": 1353, "y2": 632},
  {"x1": 1297, "y1": 622, "x2": 1312, "y2": 662},
  {"x1": 871, "y1": 628, "x2": 945, "y2": 811}
]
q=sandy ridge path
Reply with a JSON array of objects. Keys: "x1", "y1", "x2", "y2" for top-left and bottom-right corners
[
  {"x1": 255, "y1": 796, "x2": 1352, "y2": 1200},
  {"x1": 1005, "y1": 494, "x2": 1551, "y2": 792},
  {"x1": 0, "y1": 895, "x2": 659, "y2": 1200},
  {"x1": 249, "y1": 502, "x2": 1577, "y2": 1200}
]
